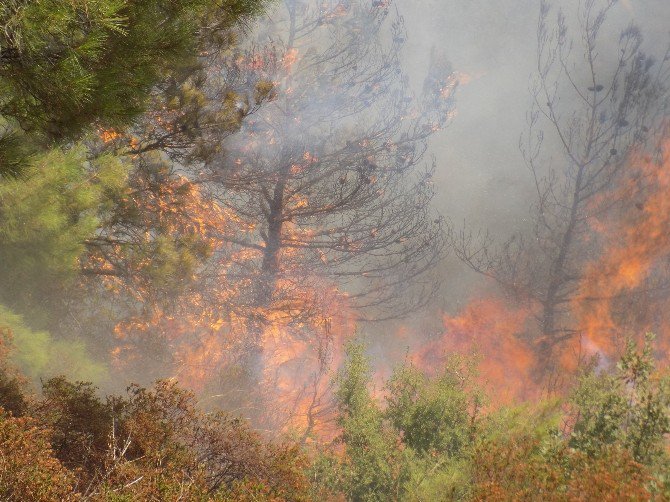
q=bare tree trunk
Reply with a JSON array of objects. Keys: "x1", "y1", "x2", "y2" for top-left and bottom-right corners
[
  {"x1": 259, "y1": 169, "x2": 288, "y2": 305},
  {"x1": 539, "y1": 164, "x2": 584, "y2": 360}
]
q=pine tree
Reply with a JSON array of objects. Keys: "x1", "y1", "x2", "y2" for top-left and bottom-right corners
[{"x1": 0, "y1": 0, "x2": 269, "y2": 175}]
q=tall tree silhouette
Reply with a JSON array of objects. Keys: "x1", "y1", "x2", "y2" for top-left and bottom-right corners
[
  {"x1": 204, "y1": 0, "x2": 457, "y2": 335},
  {"x1": 451, "y1": 0, "x2": 670, "y2": 369}
]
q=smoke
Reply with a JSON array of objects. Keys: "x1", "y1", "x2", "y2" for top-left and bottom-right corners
[
  {"x1": 87, "y1": 0, "x2": 670, "y2": 433},
  {"x1": 399, "y1": 0, "x2": 670, "y2": 300}
]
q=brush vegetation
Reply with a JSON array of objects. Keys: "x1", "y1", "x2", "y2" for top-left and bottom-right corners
[{"x1": 0, "y1": 333, "x2": 668, "y2": 500}]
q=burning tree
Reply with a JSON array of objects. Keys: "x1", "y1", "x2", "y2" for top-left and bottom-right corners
[
  {"x1": 44, "y1": 0, "x2": 279, "y2": 361},
  {"x1": 121, "y1": 0, "x2": 457, "y2": 431},
  {"x1": 450, "y1": 0, "x2": 670, "y2": 371},
  {"x1": 71, "y1": 0, "x2": 457, "y2": 434},
  {"x1": 204, "y1": 0, "x2": 457, "y2": 328}
]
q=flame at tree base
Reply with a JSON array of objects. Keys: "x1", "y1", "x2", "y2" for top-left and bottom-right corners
[{"x1": 109, "y1": 139, "x2": 670, "y2": 438}]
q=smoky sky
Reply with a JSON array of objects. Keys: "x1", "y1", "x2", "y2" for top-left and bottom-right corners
[{"x1": 391, "y1": 0, "x2": 670, "y2": 308}]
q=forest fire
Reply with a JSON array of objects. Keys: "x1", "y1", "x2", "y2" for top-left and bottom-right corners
[
  {"x1": 124, "y1": 133, "x2": 670, "y2": 430},
  {"x1": 5, "y1": 0, "x2": 670, "y2": 498},
  {"x1": 85, "y1": 0, "x2": 670, "y2": 443},
  {"x1": 96, "y1": 46, "x2": 670, "y2": 439},
  {"x1": 418, "y1": 138, "x2": 670, "y2": 403},
  {"x1": 412, "y1": 299, "x2": 537, "y2": 403},
  {"x1": 575, "y1": 139, "x2": 670, "y2": 361},
  {"x1": 98, "y1": 128, "x2": 121, "y2": 143},
  {"x1": 258, "y1": 302, "x2": 356, "y2": 438},
  {"x1": 282, "y1": 48, "x2": 300, "y2": 72},
  {"x1": 158, "y1": 287, "x2": 358, "y2": 438}
]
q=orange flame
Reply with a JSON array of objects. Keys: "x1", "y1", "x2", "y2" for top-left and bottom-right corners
[
  {"x1": 409, "y1": 139, "x2": 670, "y2": 403},
  {"x1": 411, "y1": 298, "x2": 537, "y2": 403},
  {"x1": 576, "y1": 139, "x2": 670, "y2": 360}
]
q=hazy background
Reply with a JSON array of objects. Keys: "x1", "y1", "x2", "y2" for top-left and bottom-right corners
[{"x1": 392, "y1": 0, "x2": 670, "y2": 308}]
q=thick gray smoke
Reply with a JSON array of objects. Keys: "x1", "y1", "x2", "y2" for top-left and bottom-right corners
[{"x1": 392, "y1": 0, "x2": 670, "y2": 308}]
